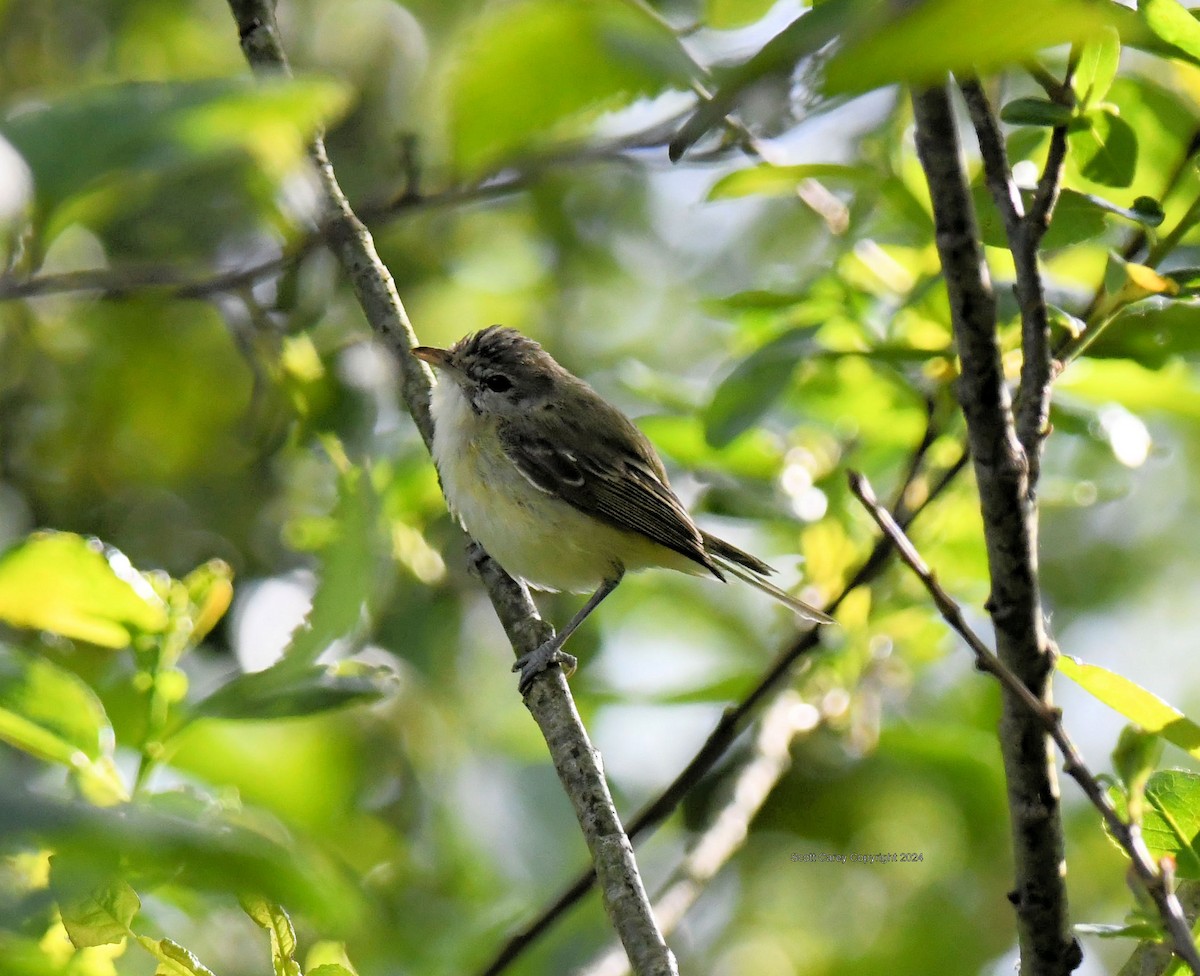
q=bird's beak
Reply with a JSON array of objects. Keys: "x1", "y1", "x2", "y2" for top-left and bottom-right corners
[{"x1": 413, "y1": 346, "x2": 451, "y2": 370}]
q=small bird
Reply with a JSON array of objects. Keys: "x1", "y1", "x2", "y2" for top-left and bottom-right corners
[{"x1": 413, "y1": 326, "x2": 833, "y2": 693}]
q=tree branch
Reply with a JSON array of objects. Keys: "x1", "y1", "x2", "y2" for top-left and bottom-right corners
[
  {"x1": 849, "y1": 471, "x2": 1200, "y2": 976},
  {"x1": 223, "y1": 3, "x2": 676, "y2": 973},
  {"x1": 958, "y1": 74, "x2": 1070, "y2": 481},
  {"x1": 912, "y1": 83, "x2": 1073, "y2": 976},
  {"x1": 0, "y1": 177, "x2": 528, "y2": 302}
]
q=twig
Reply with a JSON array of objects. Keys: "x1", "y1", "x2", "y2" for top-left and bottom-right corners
[
  {"x1": 0, "y1": 177, "x2": 529, "y2": 302},
  {"x1": 577, "y1": 691, "x2": 819, "y2": 976},
  {"x1": 913, "y1": 83, "x2": 1072, "y2": 975},
  {"x1": 848, "y1": 471, "x2": 1200, "y2": 976},
  {"x1": 223, "y1": 3, "x2": 676, "y2": 973},
  {"x1": 475, "y1": 431, "x2": 971, "y2": 976},
  {"x1": 958, "y1": 69, "x2": 1073, "y2": 480}
]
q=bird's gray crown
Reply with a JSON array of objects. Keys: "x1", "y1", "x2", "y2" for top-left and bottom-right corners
[{"x1": 452, "y1": 325, "x2": 546, "y2": 369}]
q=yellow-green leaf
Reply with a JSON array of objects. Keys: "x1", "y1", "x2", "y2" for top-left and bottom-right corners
[
  {"x1": 0, "y1": 533, "x2": 167, "y2": 647},
  {"x1": 1058, "y1": 655, "x2": 1200, "y2": 758},
  {"x1": 137, "y1": 937, "x2": 217, "y2": 976},
  {"x1": 708, "y1": 163, "x2": 872, "y2": 200},
  {"x1": 444, "y1": 0, "x2": 692, "y2": 171},
  {"x1": 57, "y1": 877, "x2": 140, "y2": 949},
  {"x1": 0, "y1": 649, "x2": 128, "y2": 803},
  {"x1": 1141, "y1": 0, "x2": 1200, "y2": 62}
]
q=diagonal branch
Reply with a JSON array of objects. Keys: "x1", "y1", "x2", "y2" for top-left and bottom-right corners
[
  {"x1": 223, "y1": 3, "x2": 676, "y2": 973},
  {"x1": 912, "y1": 83, "x2": 1072, "y2": 976},
  {"x1": 849, "y1": 470, "x2": 1200, "y2": 976}
]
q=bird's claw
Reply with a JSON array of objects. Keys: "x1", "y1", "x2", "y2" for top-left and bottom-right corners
[
  {"x1": 465, "y1": 541, "x2": 489, "y2": 578},
  {"x1": 513, "y1": 641, "x2": 577, "y2": 695}
]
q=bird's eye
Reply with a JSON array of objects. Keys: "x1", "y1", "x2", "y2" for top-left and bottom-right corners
[{"x1": 483, "y1": 374, "x2": 513, "y2": 393}]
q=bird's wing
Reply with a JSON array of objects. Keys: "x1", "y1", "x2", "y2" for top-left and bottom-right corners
[{"x1": 496, "y1": 388, "x2": 717, "y2": 575}]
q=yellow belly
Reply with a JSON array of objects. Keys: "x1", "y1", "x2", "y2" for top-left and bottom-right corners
[{"x1": 429, "y1": 381, "x2": 701, "y2": 592}]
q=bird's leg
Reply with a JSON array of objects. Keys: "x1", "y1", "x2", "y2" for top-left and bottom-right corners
[
  {"x1": 514, "y1": 571, "x2": 624, "y2": 695},
  {"x1": 465, "y1": 540, "x2": 490, "y2": 578}
]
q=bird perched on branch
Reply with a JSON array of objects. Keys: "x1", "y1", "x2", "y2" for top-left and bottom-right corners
[{"x1": 414, "y1": 326, "x2": 832, "y2": 693}]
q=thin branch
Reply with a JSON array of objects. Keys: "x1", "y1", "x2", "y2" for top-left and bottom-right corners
[
  {"x1": 913, "y1": 83, "x2": 1072, "y2": 976},
  {"x1": 577, "y1": 690, "x2": 819, "y2": 976},
  {"x1": 476, "y1": 428, "x2": 971, "y2": 976},
  {"x1": 1028, "y1": 51, "x2": 1078, "y2": 240},
  {"x1": 224, "y1": 3, "x2": 676, "y2": 973},
  {"x1": 848, "y1": 471, "x2": 1200, "y2": 976},
  {"x1": 958, "y1": 79, "x2": 1025, "y2": 235},
  {"x1": 0, "y1": 176, "x2": 528, "y2": 302},
  {"x1": 958, "y1": 72, "x2": 1071, "y2": 481},
  {"x1": 1025, "y1": 60, "x2": 1073, "y2": 104}
]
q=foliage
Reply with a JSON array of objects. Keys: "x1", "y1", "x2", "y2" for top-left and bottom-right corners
[{"x1": 2, "y1": 0, "x2": 1200, "y2": 974}]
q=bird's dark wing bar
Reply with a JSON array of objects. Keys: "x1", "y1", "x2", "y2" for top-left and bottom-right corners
[{"x1": 497, "y1": 423, "x2": 718, "y2": 576}]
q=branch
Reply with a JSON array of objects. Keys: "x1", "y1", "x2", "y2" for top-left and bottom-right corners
[
  {"x1": 958, "y1": 74, "x2": 1071, "y2": 480},
  {"x1": 476, "y1": 427, "x2": 971, "y2": 976},
  {"x1": 578, "y1": 690, "x2": 818, "y2": 976},
  {"x1": 0, "y1": 109, "x2": 692, "y2": 303},
  {"x1": 849, "y1": 471, "x2": 1200, "y2": 976},
  {"x1": 223, "y1": 3, "x2": 676, "y2": 973},
  {"x1": 912, "y1": 83, "x2": 1072, "y2": 976}
]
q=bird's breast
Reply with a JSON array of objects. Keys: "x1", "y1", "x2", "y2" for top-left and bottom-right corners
[{"x1": 427, "y1": 380, "x2": 696, "y2": 592}]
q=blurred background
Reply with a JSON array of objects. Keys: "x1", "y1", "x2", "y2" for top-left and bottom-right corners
[{"x1": 2, "y1": 1, "x2": 1200, "y2": 974}]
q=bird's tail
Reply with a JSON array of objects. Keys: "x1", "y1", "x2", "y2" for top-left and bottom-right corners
[{"x1": 701, "y1": 532, "x2": 835, "y2": 625}]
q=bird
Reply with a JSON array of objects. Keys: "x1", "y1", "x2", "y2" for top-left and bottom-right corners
[{"x1": 413, "y1": 326, "x2": 833, "y2": 693}]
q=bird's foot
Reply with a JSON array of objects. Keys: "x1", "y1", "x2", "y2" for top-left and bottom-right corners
[
  {"x1": 513, "y1": 640, "x2": 577, "y2": 695},
  {"x1": 465, "y1": 541, "x2": 490, "y2": 578}
]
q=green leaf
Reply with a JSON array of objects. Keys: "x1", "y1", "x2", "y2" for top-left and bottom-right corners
[
  {"x1": 1109, "y1": 770, "x2": 1200, "y2": 878},
  {"x1": 1060, "y1": 359, "x2": 1200, "y2": 417},
  {"x1": 0, "y1": 78, "x2": 348, "y2": 232},
  {"x1": 823, "y1": 0, "x2": 1113, "y2": 94},
  {"x1": 0, "y1": 533, "x2": 168, "y2": 647},
  {"x1": 670, "y1": 0, "x2": 868, "y2": 159},
  {"x1": 999, "y1": 97, "x2": 1075, "y2": 128},
  {"x1": 184, "y1": 559, "x2": 234, "y2": 644},
  {"x1": 53, "y1": 874, "x2": 140, "y2": 949},
  {"x1": 284, "y1": 459, "x2": 385, "y2": 666},
  {"x1": 975, "y1": 187, "x2": 1107, "y2": 251},
  {"x1": 445, "y1": 0, "x2": 692, "y2": 171},
  {"x1": 1082, "y1": 192, "x2": 1164, "y2": 227},
  {"x1": 1163, "y1": 267, "x2": 1200, "y2": 295},
  {"x1": 1073, "y1": 26, "x2": 1121, "y2": 106},
  {"x1": 1074, "y1": 921, "x2": 1164, "y2": 939},
  {"x1": 1069, "y1": 108, "x2": 1138, "y2": 188},
  {"x1": 1113, "y1": 725, "x2": 1164, "y2": 824},
  {"x1": 1058, "y1": 656, "x2": 1200, "y2": 759},
  {"x1": 1140, "y1": 0, "x2": 1200, "y2": 63},
  {"x1": 704, "y1": 327, "x2": 820, "y2": 448},
  {"x1": 192, "y1": 661, "x2": 396, "y2": 721},
  {"x1": 241, "y1": 897, "x2": 301, "y2": 976},
  {"x1": 705, "y1": 0, "x2": 780, "y2": 29},
  {"x1": 5, "y1": 789, "x2": 361, "y2": 929},
  {"x1": 706, "y1": 289, "x2": 811, "y2": 310},
  {"x1": 137, "y1": 937, "x2": 216, "y2": 976},
  {"x1": 309, "y1": 968, "x2": 358, "y2": 976},
  {"x1": 707, "y1": 163, "x2": 873, "y2": 200},
  {"x1": 1047, "y1": 305, "x2": 1085, "y2": 340},
  {"x1": 0, "y1": 649, "x2": 127, "y2": 804},
  {"x1": 638, "y1": 414, "x2": 784, "y2": 480}
]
